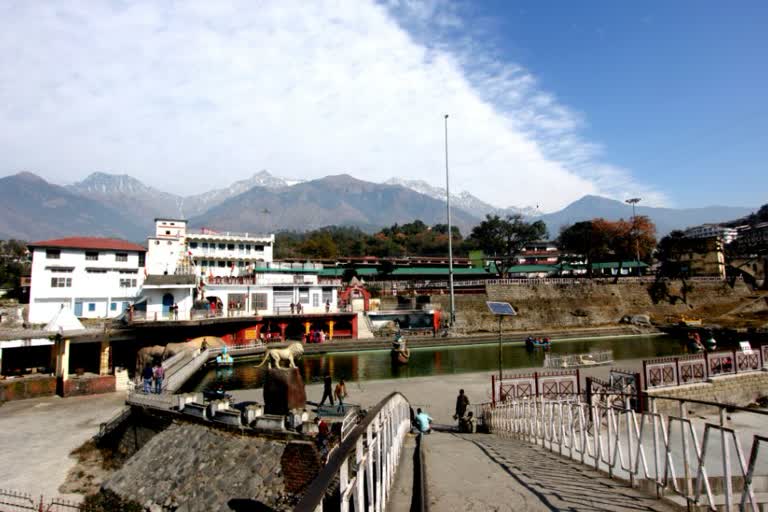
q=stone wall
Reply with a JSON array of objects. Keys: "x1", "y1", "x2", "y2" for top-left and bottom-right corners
[
  {"x1": 0, "y1": 375, "x2": 56, "y2": 402},
  {"x1": 60, "y1": 374, "x2": 115, "y2": 397},
  {"x1": 428, "y1": 280, "x2": 753, "y2": 332},
  {"x1": 647, "y1": 371, "x2": 768, "y2": 415},
  {"x1": 280, "y1": 440, "x2": 323, "y2": 494},
  {"x1": 105, "y1": 422, "x2": 292, "y2": 511}
]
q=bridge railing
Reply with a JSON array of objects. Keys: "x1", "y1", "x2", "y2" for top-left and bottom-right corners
[
  {"x1": 295, "y1": 392, "x2": 412, "y2": 512},
  {"x1": 643, "y1": 347, "x2": 765, "y2": 390},
  {"x1": 487, "y1": 393, "x2": 768, "y2": 511}
]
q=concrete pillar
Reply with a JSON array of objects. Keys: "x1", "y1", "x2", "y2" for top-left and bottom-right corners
[
  {"x1": 279, "y1": 323, "x2": 288, "y2": 341},
  {"x1": 304, "y1": 321, "x2": 311, "y2": 335},
  {"x1": 99, "y1": 339, "x2": 111, "y2": 375},
  {"x1": 327, "y1": 320, "x2": 335, "y2": 340},
  {"x1": 55, "y1": 338, "x2": 71, "y2": 380}
]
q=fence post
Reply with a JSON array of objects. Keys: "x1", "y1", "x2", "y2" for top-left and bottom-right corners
[
  {"x1": 534, "y1": 372, "x2": 540, "y2": 397},
  {"x1": 675, "y1": 357, "x2": 680, "y2": 386},
  {"x1": 733, "y1": 348, "x2": 738, "y2": 374},
  {"x1": 491, "y1": 375, "x2": 496, "y2": 407},
  {"x1": 642, "y1": 359, "x2": 647, "y2": 390},
  {"x1": 634, "y1": 372, "x2": 642, "y2": 413},
  {"x1": 704, "y1": 350, "x2": 710, "y2": 379},
  {"x1": 576, "y1": 368, "x2": 581, "y2": 396},
  {"x1": 585, "y1": 377, "x2": 593, "y2": 424}
]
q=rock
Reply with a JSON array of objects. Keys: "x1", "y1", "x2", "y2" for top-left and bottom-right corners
[{"x1": 263, "y1": 368, "x2": 307, "y2": 416}]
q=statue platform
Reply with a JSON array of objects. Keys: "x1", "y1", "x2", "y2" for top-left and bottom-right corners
[{"x1": 263, "y1": 367, "x2": 306, "y2": 416}]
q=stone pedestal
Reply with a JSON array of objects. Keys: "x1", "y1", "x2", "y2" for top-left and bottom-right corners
[{"x1": 263, "y1": 367, "x2": 306, "y2": 416}]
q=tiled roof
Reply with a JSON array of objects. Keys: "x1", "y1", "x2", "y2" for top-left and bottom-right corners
[{"x1": 28, "y1": 237, "x2": 146, "y2": 252}]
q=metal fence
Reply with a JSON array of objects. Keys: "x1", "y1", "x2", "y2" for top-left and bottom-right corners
[
  {"x1": 643, "y1": 347, "x2": 766, "y2": 390},
  {"x1": 295, "y1": 392, "x2": 412, "y2": 512},
  {"x1": 492, "y1": 370, "x2": 580, "y2": 404},
  {"x1": 486, "y1": 394, "x2": 768, "y2": 511},
  {"x1": 0, "y1": 489, "x2": 85, "y2": 512}
]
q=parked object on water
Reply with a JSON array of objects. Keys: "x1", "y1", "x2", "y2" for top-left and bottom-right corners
[
  {"x1": 391, "y1": 333, "x2": 410, "y2": 364},
  {"x1": 525, "y1": 336, "x2": 551, "y2": 349},
  {"x1": 215, "y1": 345, "x2": 233, "y2": 366}
]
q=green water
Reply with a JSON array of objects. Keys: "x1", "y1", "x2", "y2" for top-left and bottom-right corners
[{"x1": 182, "y1": 334, "x2": 687, "y2": 393}]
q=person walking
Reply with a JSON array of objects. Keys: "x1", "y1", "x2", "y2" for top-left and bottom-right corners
[
  {"x1": 142, "y1": 362, "x2": 153, "y2": 393},
  {"x1": 454, "y1": 389, "x2": 469, "y2": 420},
  {"x1": 290, "y1": 302, "x2": 295, "y2": 314},
  {"x1": 153, "y1": 362, "x2": 165, "y2": 394},
  {"x1": 319, "y1": 374, "x2": 334, "y2": 406},
  {"x1": 325, "y1": 299, "x2": 330, "y2": 313},
  {"x1": 335, "y1": 378, "x2": 347, "y2": 413}
]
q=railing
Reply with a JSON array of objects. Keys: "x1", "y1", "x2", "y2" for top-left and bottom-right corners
[
  {"x1": 492, "y1": 370, "x2": 580, "y2": 404},
  {"x1": 0, "y1": 488, "x2": 84, "y2": 511},
  {"x1": 295, "y1": 392, "x2": 412, "y2": 512},
  {"x1": 487, "y1": 394, "x2": 768, "y2": 511},
  {"x1": 644, "y1": 347, "x2": 765, "y2": 390},
  {"x1": 163, "y1": 348, "x2": 210, "y2": 393},
  {"x1": 543, "y1": 350, "x2": 613, "y2": 369},
  {"x1": 96, "y1": 406, "x2": 131, "y2": 440}
]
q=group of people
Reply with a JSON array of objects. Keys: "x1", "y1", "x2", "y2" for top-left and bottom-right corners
[
  {"x1": 411, "y1": 389, "x2": 476, "y2": 435},
  {"x1": 141, "y1": 361, "x2": 165, "y2": 394},
  {"x1": 304, "y1": 329, "x2": 327, "y2": 344},
  {"x1": 289, "y1": 302, "x2": 303, "y2": 314},
  {"x1": 319, "y1": 374, "x2": 348, "y2": 413}
]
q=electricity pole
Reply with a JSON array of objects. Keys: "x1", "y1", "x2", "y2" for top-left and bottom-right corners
[{"x1": 444, "y1": 114, "x2": 455, "y2": 326}]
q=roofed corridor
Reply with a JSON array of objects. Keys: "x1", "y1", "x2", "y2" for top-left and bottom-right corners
[{"x1": 410, "y1": 432, "x2": 674, "y2": 512}]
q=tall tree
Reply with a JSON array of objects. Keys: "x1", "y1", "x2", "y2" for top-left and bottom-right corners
[{"x1": 468, "y1": 214, "x2": 547, "y2": 277}]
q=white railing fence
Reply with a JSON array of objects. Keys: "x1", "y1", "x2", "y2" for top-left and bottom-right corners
[
  {"x1": 295, "y1": 392, "x2": 412, "y2": 512},
  {"x1": 487, "y1": 395, "x2": 768, "y2": 511}
]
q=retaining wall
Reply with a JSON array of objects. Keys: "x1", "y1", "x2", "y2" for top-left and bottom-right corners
[
  {"x1": 0, "y1": 375, "x2": 56, "y2": 402},
  {"x1": 647, "y1": 371, "x2": 768, "y2": 415},
  {"x1": 427, "y1": 280, "x2": 753, "y2": 332}
]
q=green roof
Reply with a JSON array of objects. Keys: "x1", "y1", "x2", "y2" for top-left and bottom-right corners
[
  {"x1": 591, "y1": 261, "x2": 649, "y2": 269},
  {"x1": 389, "y1": 267, "x2": 491, "y2": 276},
  {"x1": 317, "y1": 267, "x2": 379, "y2": 277}
]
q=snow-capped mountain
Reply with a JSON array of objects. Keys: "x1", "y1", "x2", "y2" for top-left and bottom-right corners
[
  {"x1": 181, "y1": 170, "x2": 300, "y2": 217},
  {"x1": 384, "y1": 177, "x2": 541, "y2": 219}
]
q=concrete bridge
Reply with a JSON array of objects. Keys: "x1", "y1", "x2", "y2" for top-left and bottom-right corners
[{"x1": 294, "y1": 392, "x2": 768, "y2": 512}]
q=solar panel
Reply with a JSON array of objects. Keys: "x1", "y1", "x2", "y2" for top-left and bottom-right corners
[{"x1": 486, "y1": 301, "x2": 517, "y2": 316}]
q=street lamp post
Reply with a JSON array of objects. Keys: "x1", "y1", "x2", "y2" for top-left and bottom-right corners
[
  {"x1": 444, "y1": 114, "x2": 456, "y2": 326},
  {"x1": 625, "y1": 197, "x2": 642, "y2": 264}
]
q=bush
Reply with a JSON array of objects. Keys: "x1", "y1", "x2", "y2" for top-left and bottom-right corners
[{"x1": 82, "y1": 490, "x2": 143, "y2": 512}]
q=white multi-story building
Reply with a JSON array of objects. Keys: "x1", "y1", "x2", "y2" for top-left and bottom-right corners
[
  {"x1": 684, "y1": 224, "x2": 739, "y2": 244},
  {"x1": 141, "y1": 219, "x2": 337, "y2": 321},
  {"x1": 146, "y1": 218, "x2": 274, "y2": 277},
  {"x1": 27, "y1": 237, "x2": 146, "y2": 324}
]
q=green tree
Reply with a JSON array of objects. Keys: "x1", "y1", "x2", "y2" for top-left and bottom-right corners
[{"x1": 468, "y1": 214, "x2": 547, "y2": 277}]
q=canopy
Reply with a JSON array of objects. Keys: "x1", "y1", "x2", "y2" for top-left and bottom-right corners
[{"x1": 44, "y1": 305, "x2": 85, "y2": 333}]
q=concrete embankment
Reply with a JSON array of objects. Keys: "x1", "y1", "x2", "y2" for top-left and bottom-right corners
[{"x1": 424, "y1": 279, "x2": 757, "y2": 332}]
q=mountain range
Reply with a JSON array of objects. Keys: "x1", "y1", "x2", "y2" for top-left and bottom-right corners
[{"x1": 0, "y1": 171, "x2": 758, "y2": 242}]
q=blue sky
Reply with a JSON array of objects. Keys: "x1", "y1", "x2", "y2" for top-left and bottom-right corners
[
  {"x1": 447, "y1": 1, "x2": 768, "y2": 208},
  {"x1": 0, "y1": 1, "x2": 764, "y2": 211}
]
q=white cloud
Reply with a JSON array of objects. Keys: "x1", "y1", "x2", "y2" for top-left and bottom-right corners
[{"x1": 0, "y1": 0, "x2": 663, "y2": 211}]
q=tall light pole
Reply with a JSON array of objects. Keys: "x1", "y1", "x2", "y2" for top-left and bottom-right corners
[
  {"x1": 444, "y1": 114, "x2": 456, "y2": 326},
  {"x1": 625, "y1": 197, "x2": 641, "y2": 263}
]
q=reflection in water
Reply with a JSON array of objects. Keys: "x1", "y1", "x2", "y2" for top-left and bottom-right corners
[{"x1": 182, "y1": 335, "x2": 685, "y2": 393}]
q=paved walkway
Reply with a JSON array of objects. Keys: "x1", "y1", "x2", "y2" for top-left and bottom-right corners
[
  {"x1": 422, "y1": 432, "x2": 675, "y2": 512},
  {"x1": 0, "y1": 392, "x2": 126, "y2": 501}
]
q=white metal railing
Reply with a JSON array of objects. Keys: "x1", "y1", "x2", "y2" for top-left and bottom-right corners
[
  {"x1": 487, "y1": 395, "x2": 768, "y2": 511},
  {"x1": 295, "y1": 392, "x2": 412, "y2": 512},
  {"x1": 163, "y1": 348, "x2": 210, "y2": 393}
]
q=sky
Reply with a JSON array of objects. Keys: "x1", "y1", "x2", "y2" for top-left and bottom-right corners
[{"x1": 0, "y1": 0, "x2": 765, "y2": 212}]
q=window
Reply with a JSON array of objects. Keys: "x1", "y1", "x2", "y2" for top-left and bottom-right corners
[
  {"x1": 170, "y1": 222, "x2": 175, "y2": 226},
  {"x1": 251, "y1": 293, "x2": 268, "y2": 311},
  {"x1": 201, "y1": 260, "x2": 208, "y2": 267},
  {"x1": 253, "y1": 245, "x2": 264, "y2": 252},
  {"x1": 50, "y1": 277, "x2": 72, "y2": 287},
  {"x1": 238, "y1": 244, "x2": 244, "y2": 251},
  {"x1": 88, "y1": 303, "x2": 96, "y2": 312},
  {"x1": 167, "y1": 241, "x2": 172, "y2": 245},
  {"x1": 226, "y1": 261, "x2": 233, "y2": 268},
  {"x1": 165, "y1": 230, "x2": 171, "y2": 235},
  {"x1": 110, "y1": 302, "x2": 117, "y2": 311},
  {"x1": 322, "y1": 288, "x2": 333, "y2": 303},
  {"x1": 218, "y1": 261, "x2": 226, "y2": 268},
  {"x1": 46, "y1": 249, "x2": 61, "y2": 259},
  {"x1": 138, "y1": 253, "x2": 145, "y2": 267},
  {"x1": 115, "y1": 252, "x2": 128, "y2": 262},
  {"x1": 189, "y1": 242, "x2": 198, "y2": 249},
  {"x1": 299, "y1": 287, "x2": 310, "y2": 304},
  {"x1": 155, "y1": 241, "x2": 160, "y2": 245},
  {"x1": 227, "y1": 244, "x2": 235, "y2": 250},
  {"x1": 238, "y1": 261, "x2": 245, "y2": 267},
  {"x1": 312, "y1": 294, "x2": 319, "y2": 308},
  {"x1": 202, "y1": 242, "x2": 208, "y2": 249},
  {"x1": 218, "y1": 243, "x2": 225, "y2": 250},
  {"x1": 245, "y1": 244, "x2": 251, "y2": 252},
  {"x1": 119, "y1": 278, "x2": 137, "y2": 288}
]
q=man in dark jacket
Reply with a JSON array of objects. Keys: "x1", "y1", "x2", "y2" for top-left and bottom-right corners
[
  {"x1": 319, "y1": 374, "x2": 334, "y2": 406},
  {"x1": 454, "y1": 389, "x2": 469, "y2": 420}
]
